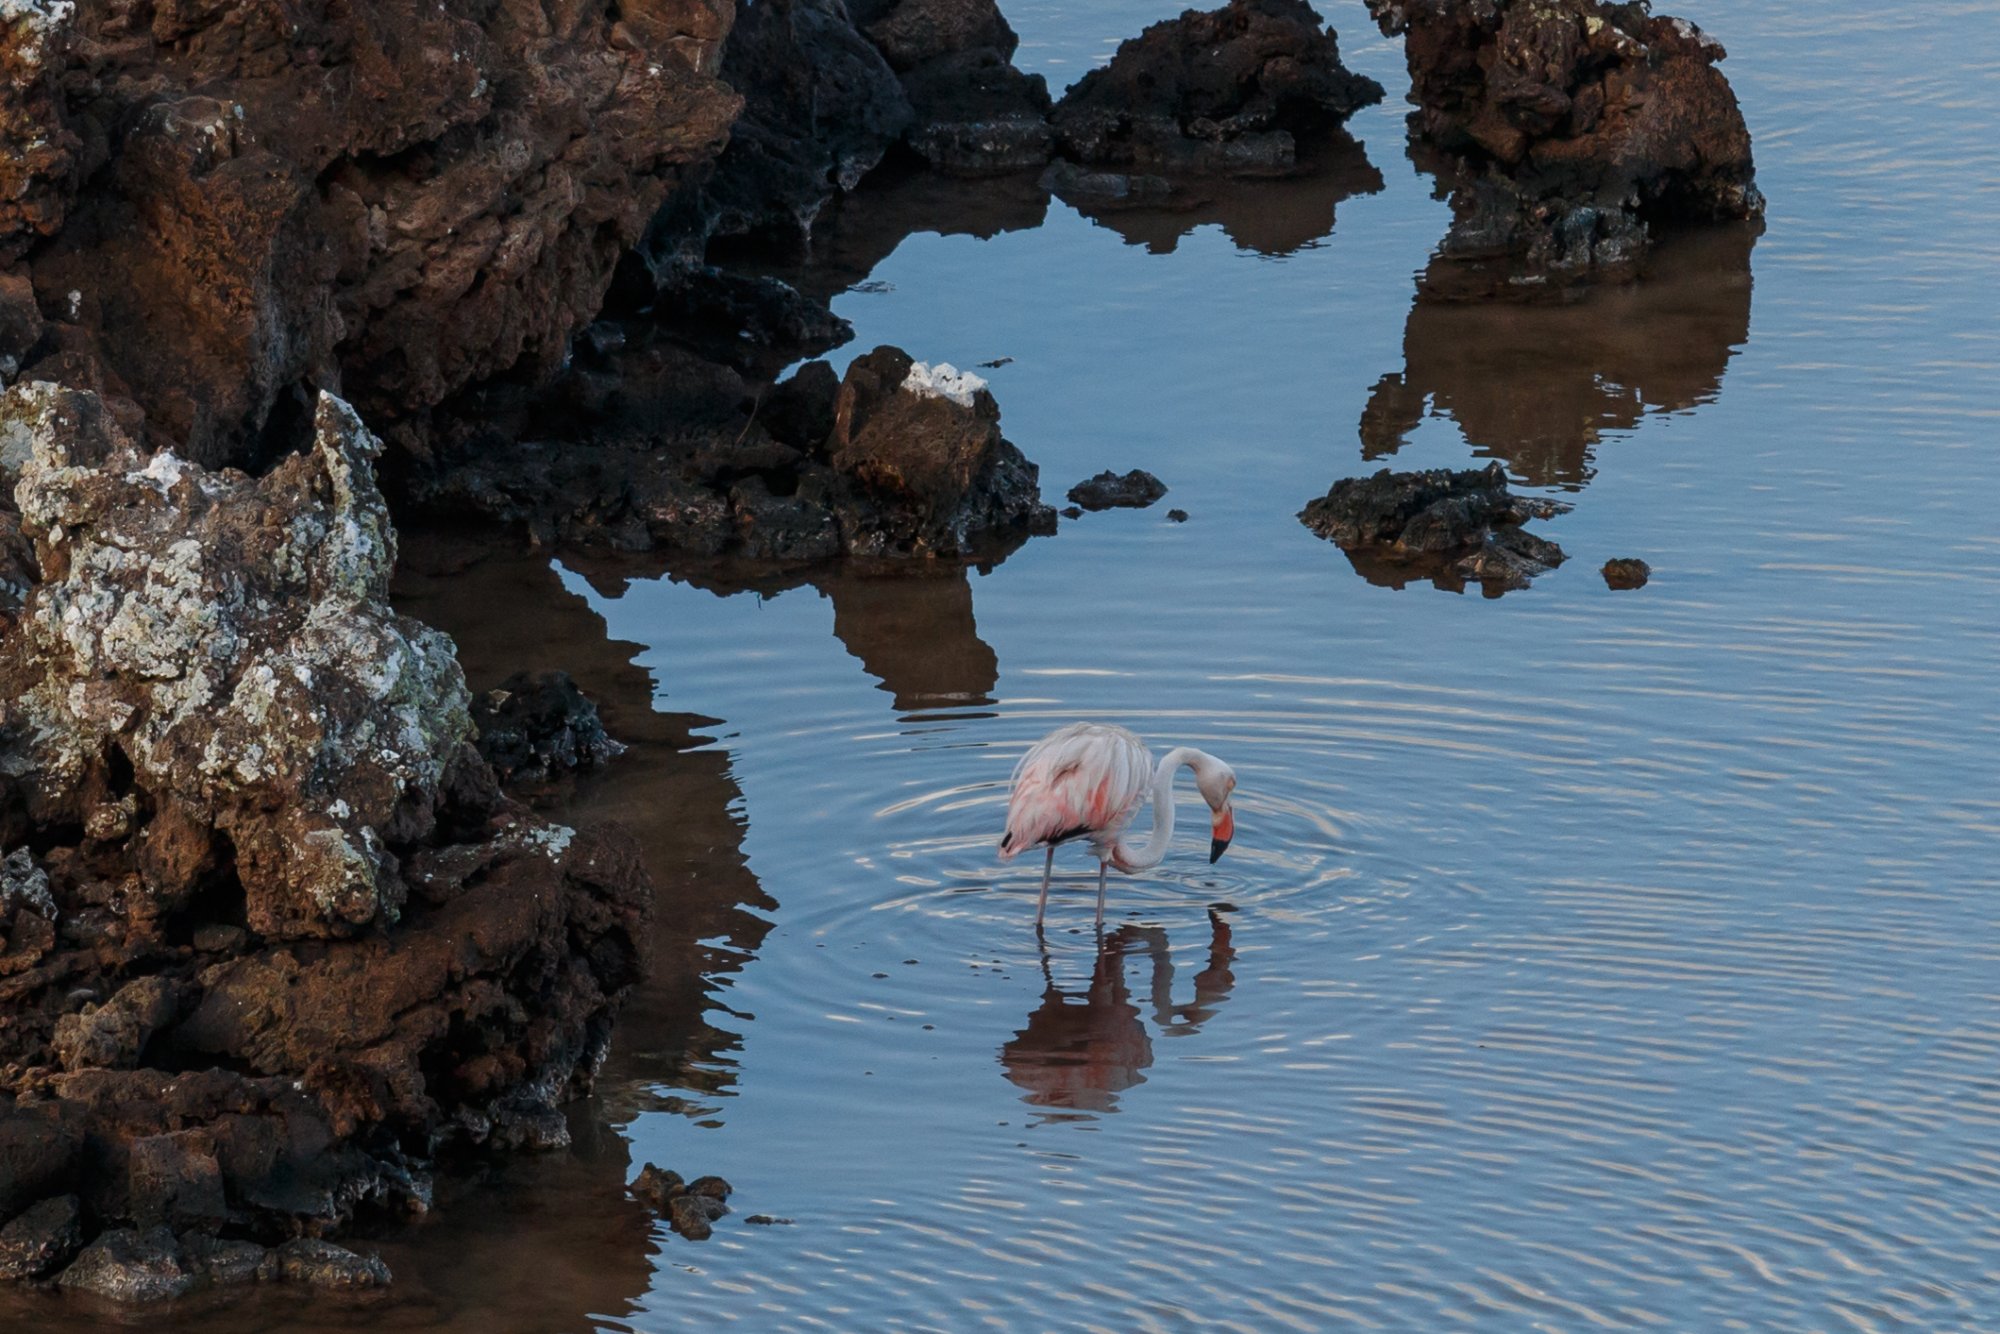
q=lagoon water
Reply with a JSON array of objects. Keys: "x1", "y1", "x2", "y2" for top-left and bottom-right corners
[{"x1": 23, "y1": 1, "x2": 2000, "y2": 1330}]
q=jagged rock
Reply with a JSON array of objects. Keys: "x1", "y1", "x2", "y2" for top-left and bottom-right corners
[
  {"x1": 0, "y1": 270, "x2": 43, "y2": 384},
  {"x1": 0, "y1": 0, "x2": 78, "y2": 264},
  {"x1": 1300, "y1": 462, "x2": 1570, "y2": 592},
  {"x1": 474, "y1": 672, "x2": 627, "y2": 786},
  {"x1": 0, "y1": 384, "x2": 473, "y2": 939},
  {"x1": 0, "y1": 1099, "x2": 83, "y2": 1219},
  {"x1": 9, "y1": 0, "x2": 741, "y2": 463},
  {"x1": 632, "y1": 1164, "x2": 687, "y2": 1213},
  {"x1": 1365, "y1": 0, "x2": 1761, "y2": 278},
  {"x1": 52, "y1": 977, "x2": 183, "y2": 1073},
  {"x1": 861, "y1": 0, "x2": 1018, "y2": 69},
  {"x1": 1068, "y1": 469, "x2": 1169, "y2": 511},
  {"x1": 1602, "y1": 557, "x2": 1651, "y2": 589},
  {"x1": 54, "y1": 1227, "x2": 192, "y2": 1303},
  {"x1": 1052, "y1": 0, "x2": 1382, "y2": 176},
  {"x1": 901, "y1": 48, "x2": 1055, "y2": 176},
  {"x1": 0, "y1": 1193, "x2": 84, "y2": 1281},
  {"x1": 667, "y1": 1192, "x2": 729, "y2": 1240}
]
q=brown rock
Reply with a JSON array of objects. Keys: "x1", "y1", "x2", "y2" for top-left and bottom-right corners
[
  {"x1": 0, "y1": 1194, "x2": 83, "y2": 1281},
  {"x1": 1602, "y1": 557, "x2": 1651, "y2": 589},
  {"x1": 1300, "y1": 462, "x2": 1570, "y2": 594}
]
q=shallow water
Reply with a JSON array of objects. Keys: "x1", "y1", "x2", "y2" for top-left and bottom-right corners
[{"x1": 16, "y1": 1, "x2": 2000, "y2": 1329}]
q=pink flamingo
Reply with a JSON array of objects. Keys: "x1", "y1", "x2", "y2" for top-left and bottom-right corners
[{"x1": 998, "y1": 723, "x2": 1237, "y2": 930}]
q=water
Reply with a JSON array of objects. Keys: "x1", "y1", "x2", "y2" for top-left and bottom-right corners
[{"x1": 19, "y1": 1, "x2": 2000, "y2": 1329}]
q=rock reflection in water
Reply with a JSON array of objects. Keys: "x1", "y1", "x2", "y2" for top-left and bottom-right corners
[
  {"x1": 1050, "y1": 136, "x2": 1384, "y2": 257},
  {"x1": 1361, "y1": 223, "x2": 1757, "y2": 489},
  {"x1": 1001, "y1": 910, "x2": 1236, "y2": 1122}
]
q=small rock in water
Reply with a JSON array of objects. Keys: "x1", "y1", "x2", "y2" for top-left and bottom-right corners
[
  {"x1": 1299, "y1": 462, "x2": 1569, "y2": 594},
  {"x1": 473, "y1": 670, "x2": 625, "y2": 786},
  {"x1": 667, "y1": 1193, "x2": 730, "y2": 1241},
  {"x1": 978, "y1": 357, "x2": 1014, "y2": 369},
  {"x1": 631, "y1": 1164, "x2": 686, "y2": 1213},
  {"x1": 1060, "y1": 506, "x2": 1083, "y2": 519},
  {"x1": 634, "y1": 1164, "x2": 735, "y2": 1238},
  {"x1": 687, "y1": 1175, "x2": 733, "y2": 1202},
  {"x1": 1067, "y1": 469, "x2": 1169, "y2": 511},
  {"x1": 744, "y1": 1215, "x2": 795, "y2": 1226},
  {"x1": 1602, "y1": 558, "x2": 1651, "y2": 590},
  {"x1": 1167, "y1": 508, "x2": 1189, "y2": 522}
]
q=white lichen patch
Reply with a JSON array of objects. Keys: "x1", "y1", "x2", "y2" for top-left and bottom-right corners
[
  {"x1": 902, "y1": 361, "x2": 987, "y2": 409},
  {"x1": 521, "y1": 823, "x2": 576, "y2": 861}
]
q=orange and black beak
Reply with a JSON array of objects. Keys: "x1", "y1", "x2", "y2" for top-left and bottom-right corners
[{"x1": 1210, "y1": 805, "x2": 1234, "y2": 864}]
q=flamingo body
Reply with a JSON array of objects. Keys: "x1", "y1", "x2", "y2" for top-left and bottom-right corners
[{"x1": 999, "y1": 722, "x2": 1237, "y2": 929}]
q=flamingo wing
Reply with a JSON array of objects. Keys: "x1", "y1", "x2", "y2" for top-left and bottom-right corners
[{"x1": 999, "y1": 723, "x2": 1153, "y2": 860}]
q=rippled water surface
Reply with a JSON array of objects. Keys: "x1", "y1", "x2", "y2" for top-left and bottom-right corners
[{"x1": 28, "y1": 1, "x2": 2000, "y2": 1330}]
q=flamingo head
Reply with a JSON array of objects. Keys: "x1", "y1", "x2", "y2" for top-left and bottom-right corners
[{"x1": 1193, "y1": 756, "x2": 1237, "y2": 864}]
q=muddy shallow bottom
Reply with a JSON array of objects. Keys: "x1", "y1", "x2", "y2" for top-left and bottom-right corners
[{"x1": 11, "y1": 0, "x2": 2000, "y2": 1329}]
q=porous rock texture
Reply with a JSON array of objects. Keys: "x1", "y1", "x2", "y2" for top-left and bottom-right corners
[
  {"x1": 0, "y1": 384, "x2": 653, "y2": 1299},
  {"x1": 0, "y1": 0, "x2": 741, "y2": 463},
  {"x1": 1052, "y1": 0, "x2": 1383, "y2": 177},
  {"x1": 1300, "y1": 461, "x2": 1570, "y2": 593},
  {"x1": 1366, "y1": 0, "x2": 1761, "y2": 278}
]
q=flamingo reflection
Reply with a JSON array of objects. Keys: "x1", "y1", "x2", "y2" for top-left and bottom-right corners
[{"x1": 999, "y1": 910, "x2": 1237, "y2": 1121}]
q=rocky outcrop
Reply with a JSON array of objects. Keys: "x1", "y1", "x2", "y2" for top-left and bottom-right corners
[
  {"x1": 0, "y1": 384, "x2": 653, "y2": 1299},
  {"x1": 412, "y1": 343, "x2": 1054, "y2": 563},
  {"x1": 862, "y1": 0, "x2": 1053, "y2": 176},
  {"x1": 2, "y1": 0, "x2": 741, "y2": 464},
  {"x1": 1052, "y1": 0, "x2": 1382, "y2": 177},
  {"x1": 1365, "y1": 0, "x2": 1761, "y2": 279},
  {"x1": 0, "y1": 384, "x2": 470, "y2": 939},
  {"x1": 1300, "y1": 462, "x2": 1570, "y2": 593}
]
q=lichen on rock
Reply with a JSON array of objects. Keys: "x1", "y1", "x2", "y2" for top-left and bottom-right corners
[{"x1": 0, "y1": 383, "x2": 473, "y2": 938}]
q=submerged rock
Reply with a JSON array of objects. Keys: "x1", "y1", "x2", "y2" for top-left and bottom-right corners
[
  {"x1": 1052, "y1": 0, "x2": 1382, "y2": 177},
  {"x1": 1365, "y1": 0, "x2": 1761, "y2": 279},
  {"x1": 632, "y1": 1162, "x2": 734, "y2": 1240},
  {"x1": 1300, "y1": 462, "x2": 1570, "y2": 593},
  {"x1": 474, "y1": 672, "x2": 627, "y2": 787},
  {"x1": 1068, "y1": 470, "x2": 1170, "y2": 511},
  {"x1": 55, "y1": 1227, "x2": 192, "y2": 1303}
]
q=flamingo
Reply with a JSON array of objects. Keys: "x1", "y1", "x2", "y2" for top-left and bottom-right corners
[{"x1": 997, "y1": 723, "x2": 1237, "y2": 930}]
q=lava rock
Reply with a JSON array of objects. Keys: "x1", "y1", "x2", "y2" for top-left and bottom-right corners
[
  {"x1": 55, "y1": 1227, "x2": 192, "y2": 1303},
  {"x1": 632, "y1": 1164, "x2": 688, "y2": 1213},
  {"x1": 1068, "y1": 470, "x2": 1170, "y2": 511},
  {"x1": 1168, "y1": 508, "x2": 1190, "y2": 522},
  {"x1": 1602, "y1": 557, "x2": 1651, "y2": 589},
  {"x1": 179, "y1": 1233, "x2": 276, "y2": 1286},
  {"x1": 1365, "y1": 0, "x2": 1762, "y2": 278},
  {"x1": 667, "y1": 1192, "x2": 730, "y2": 1240},
  {"x1": 275, "y1": 1237, "x2": 392, "y2": 1291},
  {"x1": 0, "y1": 1194, "x2": 84, "y2": 1281},
  {"x1": 0, "y1": 1100, "x2": 84, "y2": 1219},
  {"x1": 687, "y1": 1175, "x2": 734, "y2": 1201},
  {"x1": 52, "y1": 976, "x2": 183, "y2": 1073},
  {"x1": 474, "y1": 672, "x2": 626, "y2": 787},
  {"x1": 1052, "y1": 0, "x2": 1383, "y2": 177},
  {"x1": 1299, "y1": 462, "x2": 1570, "y2": 592}
]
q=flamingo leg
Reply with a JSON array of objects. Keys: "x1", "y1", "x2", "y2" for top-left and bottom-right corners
[
  {"x1": 1095, "y1": 860, "x2": 1109, "y2": 930},
  {"x1": 1034, "y1": 845, "x2": 1054, "y2": 929}
]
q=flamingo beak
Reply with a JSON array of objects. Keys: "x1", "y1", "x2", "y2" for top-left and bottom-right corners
[{"x1": 1210, "y1": 805, "x2": 1234, "y2": 864}]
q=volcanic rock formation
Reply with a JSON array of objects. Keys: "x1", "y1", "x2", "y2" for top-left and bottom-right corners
[
  {"x1": 1365, "y1": 0, "x2": 1761, "y2": 279},
  {"x1": 1300, "y1": 461, "x2": 1570, "y2": 593}
]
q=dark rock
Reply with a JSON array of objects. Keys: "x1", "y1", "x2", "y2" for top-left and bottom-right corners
[
  {"x1": 474, "y1": 672, "x2": 627, "y2": 787},
  {"x1": 1365, "y1": 0, "x2": 1762, "y2": 279},
  {"x1": 0, "y1": 1100, "x2": 84, "y2": 1219},
  {"x1": 632, "y1": 1164, "x2": 687, "y2": 1213},
  {"x1": 901, "y1": 49, "x2": 1055, "y2": 176},
  {"x1": 1168, "y1": 509, "x2": 1190, "y2": 522},
  {"x1": 126, "y1": 1131, "x2": 228, "y2": 1232},
  {"x1": 1052, "y1": 0, "x2": 1383, "y2": 177},
  {"x1": 1602, "y1": 557, "x2": 1651, "y2": 589},
  {"x1": 687, "y1": 1175, "x2": 734, "y2": 1201},
  {"x1": 744, "y1": 1214, "x2": 795, "y2": 1225},
  {"x1": 1299, "y1": 462, "x2": 1570, "y2": 593},
  {"x1": 55, "y1": 1227, "x2": 191, "y2": 1303},
  {"x1": 0, "y1": 848, "x2": 57, "y2": 975},
  {"x1": 667, "y1": 1192, "x2": 730, "y2": 1240},
  {"x1": 191, "y1": 924, "x2": 247, "y2": 954},
  {"x1": 275, "y1": 1237, "x2": 392, "y2": 1291},
  {"x1": 52, "y1": 976, "x2": 183, "y2": 1073},
  {"x1": 762, "y1": 360, "x2": 843, "y2": 451},
  {"x1": 1068, "y1": 470, "x2": 1170, "y2": 511},
  {"x1": 179, "y1": 1233, "x2": 275, "y2": 1287},
  {"x1": 0, "y1": 270, "x2": 43, "y2": 382},
  {"x1": 0, "y1": 1194, "x2": 84, "y2": 1281},
  {"x1": 863, "y1": 0, "x2": 1018, "y2": 69},
  {"x1": 1061, "y1": 506, "x2": 1084, "y2": 520}
]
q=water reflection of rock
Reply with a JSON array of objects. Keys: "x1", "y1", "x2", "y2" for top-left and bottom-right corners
[
  {"x1": 1049, "y1": 136, "x2": 1383, "y2": 257},
  {"x1": 392, "y1": 529, "x2": 772, "y2": 1120},
  {"x1": 1001, "y1": 911, "x2": 1236, "y2": 1122},
  {"x1": 1360, "y1": 224, "x2": 1757, "y2": 490}
]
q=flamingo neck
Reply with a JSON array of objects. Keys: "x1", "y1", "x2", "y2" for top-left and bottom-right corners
[{"x1": 1114, "y1": 747, "x2": 1199, "y2": 872}]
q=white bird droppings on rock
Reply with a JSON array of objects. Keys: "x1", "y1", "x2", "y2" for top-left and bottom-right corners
[{"x1": 901, "y1": 361, "x2": 987, "y2": 409}]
